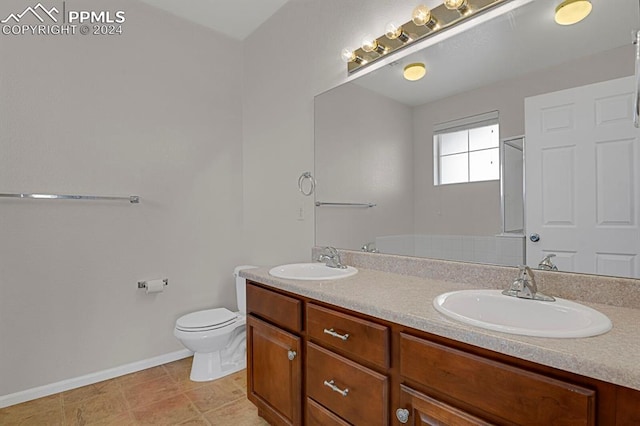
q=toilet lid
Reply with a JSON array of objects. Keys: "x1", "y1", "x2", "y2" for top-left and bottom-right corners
[{"x1": 176, "y1": 308, "x2": 238, "y2": 330}]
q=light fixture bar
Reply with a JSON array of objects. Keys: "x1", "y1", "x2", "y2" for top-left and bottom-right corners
[{"x1": 346, "y1": 0, "x2": 509, "y2": 74}]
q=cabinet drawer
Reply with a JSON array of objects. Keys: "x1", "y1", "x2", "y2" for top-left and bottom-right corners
[
  {"x1": 399, "y1": 384, "x2": 494, "y2": 426},
  {"x1": 307, "y1": 303, "x2": 389, "y2": 368},
  {"x1": 400, "y1": 333, "x2": 596, "y2": 425},
  {"x1": 246, "y1": 283, "x2": 302, "y2": 333},
  {"x1": 306, "y1": 398, "x2": 350, "y2": 426},
  {"x1": 306, "y1": 342, "x2": 388, "y2": 426}
]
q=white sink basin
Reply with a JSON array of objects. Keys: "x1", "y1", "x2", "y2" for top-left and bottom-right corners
[
  {"x1": 269, "y1": 263, "x2": 358, "y2": 281},
  {"x1": 433, "y1": 290, "x2": 612, "y2": 338}
]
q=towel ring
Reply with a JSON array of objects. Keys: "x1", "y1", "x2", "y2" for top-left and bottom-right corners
[{"x1": 298, "y1": 172, "x2": 315, "y2": 196}]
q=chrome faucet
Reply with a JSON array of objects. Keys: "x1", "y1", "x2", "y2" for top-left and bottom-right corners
[
  {"x1": 538, "y1": 254, "x2": 558, "y2": 271},
  {"x1": 317, "y1": 246, "x2": 347, "y2": 269},
  {"x1": 503, "y1": 265, "x2": 555, "y2": 302},
  {"x1": 361, "y1": 242, "x2": 378, "y2": 253}
]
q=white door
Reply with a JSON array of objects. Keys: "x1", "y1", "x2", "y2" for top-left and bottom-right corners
[{"x1": 525, "y1": 76, "x2": 640, "y2": 278}]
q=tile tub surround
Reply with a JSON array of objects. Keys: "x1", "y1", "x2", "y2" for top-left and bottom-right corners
[
  {"x1": 0, "y1": 358, "x2": 267, "y2": 425},
  {"x1": 241, "y1": 254, "x2": 640, "y2": 391}
]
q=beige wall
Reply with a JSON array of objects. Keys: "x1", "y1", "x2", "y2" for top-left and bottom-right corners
[
  {"x1": 315, "y1": 84, "x2": 414, "y2": 250},
  {"x1": 241, "y1": 0, "x2": 420, "y2": 264},
  {"x1": 0, "y1": 0, "x2": 243, "y2": 396}
]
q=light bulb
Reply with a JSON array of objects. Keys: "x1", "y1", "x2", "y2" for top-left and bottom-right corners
[
  {"x1": 385, "y1": 22, "x2": 402, "y2": 40},
  {"x1": 385, "y1": 22, "x2": 410, "y2": 42},
  {"x1": 554, "y1": 0, "x2": 592, "y2": 25},
  {"x1": 412, "y1": 4, "x2": 438, "y2": 29},
  {"x1": 412, "y1": 4, "x2": 432, "y2": 26},
  {"x1": 403, "y1": 63, "x2": 426, "y2": 81},
  {"x1": 444, "y1": 0, "x2": 469, "y2": 12},
  {"x1": 361, "y1": 35, "x2": 378, "y2": 53},
  {"x1": 341, "y1": 48, "x2": 355, "y2": 63}
]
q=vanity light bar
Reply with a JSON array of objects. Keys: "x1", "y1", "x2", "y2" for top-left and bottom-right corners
[{"x1": 344, "y1": 0, "x2": 509, "y2": 74}]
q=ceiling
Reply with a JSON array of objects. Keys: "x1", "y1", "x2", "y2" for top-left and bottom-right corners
[
  {"x1": 354, "y1": 0, "x2": 639, "y2": 106},
  {"x1": 138, "y1": 0, "x2": 291, "y2": 40}
]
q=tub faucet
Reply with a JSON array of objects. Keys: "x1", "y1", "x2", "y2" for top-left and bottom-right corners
[
  {"x1": 502, "y1": 265, "x2": 555, "y2": 302},
  {"x1": 317, "y1": 246, "x2": 346, "y2": 269}
]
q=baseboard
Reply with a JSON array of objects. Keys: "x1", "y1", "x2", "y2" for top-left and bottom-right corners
[{"x1": 0, "y1": 349, "x2": 193, "y2": 409}]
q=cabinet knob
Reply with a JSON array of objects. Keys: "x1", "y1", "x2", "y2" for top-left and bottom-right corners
[
  {"x1": 396, "y1": 408, "x2": 410, "y2": 424},
  {"x1": 287, "y1": 350, "x2": 297, "y2": 361}
]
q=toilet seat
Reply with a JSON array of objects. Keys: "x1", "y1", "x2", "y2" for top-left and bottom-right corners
[{"x1": 176, "y1": 308, "x2": 238, "y2": 332}]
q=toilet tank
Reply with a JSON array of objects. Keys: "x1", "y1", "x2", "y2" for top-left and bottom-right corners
[{"x1": 234, "y1": 265, "x2": 257, "y2": 314}]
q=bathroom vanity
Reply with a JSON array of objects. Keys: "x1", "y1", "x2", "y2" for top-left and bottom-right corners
[{"x1": 243, "y1": 264, "x2": 640, "y2": 426}]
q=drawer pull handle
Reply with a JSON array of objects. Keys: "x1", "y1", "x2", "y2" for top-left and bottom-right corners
[
  {"x1": 287, "y1": 350, "x2": 297, "y2": 361},
  {"x1": 323, "y1": 328, "x2": 350, "y2": 341},
  {"x1": 323, "y1": 380, "x2": 349, "y2": 397},
  {"x1": 396, "y1": 408, "x2": 410, "y2": 424}
]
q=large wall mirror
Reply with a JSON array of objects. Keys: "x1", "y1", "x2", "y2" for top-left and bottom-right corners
[{"x1": 315, "y1": 0, "x2": 640, "y2": 279}]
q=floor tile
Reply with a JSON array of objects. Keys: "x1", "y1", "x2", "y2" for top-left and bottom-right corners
[
  {"x1": 0, "y1": 394, "x2": 63, "y2": 425},
  {"x1": 63, "y1": 393, "x2": 129, "y2": 426},
  {"x1": 116, "y1": 366, "x2": 168, "y2": 389},
  {"x1": 62, "y1": 380, "x2": 121, "y2": 405},
  {"x1": 162, "y1": 357, "x2": 193, "y2": 380},
  {"x1": 204, "y1": 397, "x2": 268, "y2": 426},
  {"x1": 176, "y1": 415, "x2": 211, "y2": 425},
  {"x1": 69, "y1": 410, "x2": 138, "y2": 426},
  {"x1": 121, "y1": 374, "x2": 182, "y2": 410},
  {"x1": 1, "y1": 408, "x2": 64, "y2": 426},
  {"x1": 131, "y1": 394, "x2": 200, "y2": 426},
  {"x1": 227, "y1": 370, "x2": 247, "y2": 392},
  {"x1": 0, "y1": 366, "x2": 266, "y2": 426},
  {"x1": 184, "y1": 380, "x2": 245, "y2": 412}
]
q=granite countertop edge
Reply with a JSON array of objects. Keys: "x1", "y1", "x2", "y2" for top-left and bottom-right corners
[{"x1": 241, "y1": 266, "x2": 640, "y2": 392}]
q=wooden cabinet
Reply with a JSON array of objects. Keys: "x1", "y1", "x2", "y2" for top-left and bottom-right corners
[
  {"x1": 246, "y1": 280, "x2": 640, "y2": 426},
  {"x1": 247, "y1": 284, "x2": 303, "y2": 426}
]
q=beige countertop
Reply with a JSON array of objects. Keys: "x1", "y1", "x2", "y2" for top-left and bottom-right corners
[{"x1": 241, "y1": 266, "x2": 640, "y2": 391}]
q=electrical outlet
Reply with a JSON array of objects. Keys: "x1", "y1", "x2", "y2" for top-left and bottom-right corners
[{"x1": 297, "y1": 205, "x2": 304, "y2": 221}]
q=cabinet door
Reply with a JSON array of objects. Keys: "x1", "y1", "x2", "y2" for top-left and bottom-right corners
[
  {"x1": 247, "y1": 315, "x2": 302, "y2": 426},
  {"x1": 397, "y1": 385, "x2": 494, "y2": 426}
]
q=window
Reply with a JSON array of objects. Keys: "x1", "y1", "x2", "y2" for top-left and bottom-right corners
[{"x1": 433, "y1": 112, "x2": 500, "y2": 185}]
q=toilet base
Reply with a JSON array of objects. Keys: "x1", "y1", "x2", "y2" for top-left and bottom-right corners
[{"x1": 189, "y1": 350, "x2": 246, "y2": 382}]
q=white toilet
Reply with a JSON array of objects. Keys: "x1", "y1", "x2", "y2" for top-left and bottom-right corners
[{"x1": 174, "y1": 265, "x2": 256, "y2": 382}]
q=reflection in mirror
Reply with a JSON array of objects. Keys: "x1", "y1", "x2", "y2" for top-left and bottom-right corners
[
  {"x1": 315, "y1": 0, "x2": 640, "y2": 278},
  {"x1": 501, "y1": 136, "x2": 524, "y2": 235}
]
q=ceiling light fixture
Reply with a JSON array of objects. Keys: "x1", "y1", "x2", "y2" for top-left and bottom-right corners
[
  {"x1": 341, "y1": 0, "x2": 507, "y2": 74},
  {"x1": 554, "y1": 0, "x2": 592, "y2": 25},
  {"x1": 403, "y1": 63, "x2": 426, "y2": 81}
]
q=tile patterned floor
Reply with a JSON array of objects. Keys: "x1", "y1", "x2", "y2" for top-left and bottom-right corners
[{"x1": 0, "y1": 357, "x2": 269, "y2": 425}]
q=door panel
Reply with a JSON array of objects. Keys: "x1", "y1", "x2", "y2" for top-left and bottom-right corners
[{"x1": 525, "y1": 76, "x2": 640, "y2": 278}]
